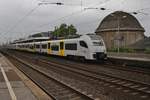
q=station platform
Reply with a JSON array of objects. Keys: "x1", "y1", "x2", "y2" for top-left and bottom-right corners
[
  {"x1": 108, "y1": 52, "x2": 150, "y2": 62},
  {"x1": 0, "y1": 53, "x2": 52, "y2": 100},
  {"x1": 107, "y1": 52, "x2": 150, "y2": 68}
]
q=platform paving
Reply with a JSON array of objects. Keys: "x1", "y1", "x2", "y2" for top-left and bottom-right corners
[
  {"x1": 0, "y1": 53, "x2": 45, "y2": 100},
  {"x1": 108, "y1": 52, "x2": 150, "y2": 62}
]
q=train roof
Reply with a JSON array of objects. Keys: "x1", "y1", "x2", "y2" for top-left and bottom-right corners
[
  {"x1": 13, "y1": 37, "x2": 50, "y2": 43},
  {"x1": 12, "y1": 34, "x2": 101, "y2": 44}
]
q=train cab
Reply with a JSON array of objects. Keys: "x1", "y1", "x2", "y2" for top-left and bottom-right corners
[{"x1": 80, "y1": 34, "x2": 107, "y2": 60}]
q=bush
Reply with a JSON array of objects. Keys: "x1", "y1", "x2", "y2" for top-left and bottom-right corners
[
  {"x1": 108, "y1": 47, "x2": 135, "y2": 53},
  {"x1": 108, "y1": 48, "x2": 118, "y2": 52},
  {"x1": 144, "y1": 48, "x2": 150, "y2": 54}
]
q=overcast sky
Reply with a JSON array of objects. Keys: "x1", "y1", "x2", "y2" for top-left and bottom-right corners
[{"x1": 0, "y1": 0, "x2": 150, "y2": 43}]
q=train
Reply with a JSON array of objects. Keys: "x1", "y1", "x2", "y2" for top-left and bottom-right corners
[{"x1": 9, "y1": 34, "x2": 107, "y2": 60}]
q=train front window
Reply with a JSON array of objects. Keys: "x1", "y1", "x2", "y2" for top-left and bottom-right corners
[
  {"x1": 80, "y1": 41, "x2": 88, "y2": 48},
  {"x1": 93, "y1": 41, "x2": 103, "y2": 46},
  {"x1": 88, "y1": 34, "x2": 102, "y2": 40}
]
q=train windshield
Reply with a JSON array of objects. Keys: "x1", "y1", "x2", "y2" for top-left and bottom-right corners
[
  {"x1": 93, "y1": 41, "x2": 103, "y2": 46},
  {"x1": 87, "y1": 34, "x2": 102, "y2": 40}
]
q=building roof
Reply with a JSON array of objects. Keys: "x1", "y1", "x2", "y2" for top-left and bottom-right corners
[{"x1": 95, "y1": 11, "x2": 145, "y2": 32}]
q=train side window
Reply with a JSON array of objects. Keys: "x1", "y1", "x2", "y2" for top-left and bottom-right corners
[
  {"x1": 51, "y1": 45, "x2": 59, "y2": 51},
  {"x1": 42, "y1": 44, "x2": 47, "y2": 49},
  {"x1": 36, "y1": 45, "x2": 40, "y2": 48},
  {"x1": 60, "y1": 42, "x2": 64, "y2": 50},
  {"x1": 48, "y1": 43, "x2": 51, "y2": 49},
  {"x1": 30, "y1": 45, "x2": 34, "y2": 49},
  {"x1": 65, "y1": 43, "x2": 77, "y2": 50},
  {"x1": 79, "y1": 41, "x2": 88, "y2": 48},
  {"x1": 33, "y1": 45, "x2": 35, "y2": 49},
  {"x1": 27, "y1": 45, "x2": 29, "y2": 48}
]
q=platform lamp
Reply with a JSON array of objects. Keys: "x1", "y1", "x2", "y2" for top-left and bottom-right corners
[{"x1": 109, "y1": 14, "x2": 127, "y2": 53}]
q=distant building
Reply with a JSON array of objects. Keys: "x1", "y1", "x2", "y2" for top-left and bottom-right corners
[
  {"x1": 95, "y1": 11, "x2": 145, "y2": 49},
  {"x1": 29, "y1": 31, "x2": 52, "y2": 38},
  {"x1": 13, "y1": 31, "x2": 52, "y2": 43}
]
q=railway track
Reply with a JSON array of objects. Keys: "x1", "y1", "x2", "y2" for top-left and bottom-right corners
[
  {"x1": 3, "y1": 50, "x2": 150, "y2": 100},
  {"x1": 11, "y1": 50, "x2": 150, "y2": 85},
  {"x1": 4, "y1": 53, "x2": 94, "y2": 100}
]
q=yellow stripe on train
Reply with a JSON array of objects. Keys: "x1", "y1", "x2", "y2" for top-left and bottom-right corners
[{"x1": 59, "y1": 40, "x2": 65, "y2": 56}]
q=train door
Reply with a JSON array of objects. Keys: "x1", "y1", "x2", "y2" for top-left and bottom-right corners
[
  {"x1": 59, "y1": 41, "x2": 64, "y2": 56},
  {"x1": 47, "y1": 42, "x2": 51, "y2": 54},
  {"x1": 39, "y1": 42, "x2": 42, "y2": 53},
  {"x1": 33, "y1": 43, "x2": 36, "y2": 52}
]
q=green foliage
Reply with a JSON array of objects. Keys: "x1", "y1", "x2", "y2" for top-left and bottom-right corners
[
  {"x1": 51, "y1": 27, "x2": 58, "y2": 37},
  {"x1": 52, "y1": 23, "x2": 77, "y2": 38},
  {"x1": 144, "y1": 48, "x2": 150, "y2": 54},
  {"x1": 59, "y1": 24, "x2": 68, "y2": 37},
  {"x1": 67, "y1": 24, "x2": 77, "y2": 36},
  {"x1": 108, "y1": 48, "x2": 118, "y2": 52},
  {"x1": 29, "y1": 33, "x2": 42, "y2": 37},
  {"x1": 108, "y1": 47, "x2": 135, "y2": 53}
]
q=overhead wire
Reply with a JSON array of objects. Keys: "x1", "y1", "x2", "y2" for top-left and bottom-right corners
[
  {"x1": 0, "y1": 0, "x2": 41, "y2": 43},
  {"x1": 27, "y1": 0, "x2": 112, "y2": 33},
  {"x1": 3, "y1": 0, "x2": 40, "y2": 37},
  {"x1": 5, "y1": 5, "x2": 39, "y2": 34},
  {"x1": 4, "y1": 0, "x2": 112, "y2": 38}
]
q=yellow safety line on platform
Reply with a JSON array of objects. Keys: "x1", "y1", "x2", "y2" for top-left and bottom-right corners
[{"x1": 0, "y1": 64, "x2": 17, "y2": 100}]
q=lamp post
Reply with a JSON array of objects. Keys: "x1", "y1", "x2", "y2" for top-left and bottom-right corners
[
  {"x1": 117, "y1": 16, "x2": 120, "y2": 53},
  {"x1": 116, "y1": 15, "x2": 127, "y2": 53}
]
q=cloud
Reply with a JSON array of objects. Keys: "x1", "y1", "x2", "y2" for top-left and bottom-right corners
[{"x1": 0, "y1": 0, "x2": 150, "y2": 44}]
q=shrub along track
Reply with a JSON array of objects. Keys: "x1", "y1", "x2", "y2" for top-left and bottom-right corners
[{"x1": 2, "y1": 50, "x2": 150, "y2": 100}]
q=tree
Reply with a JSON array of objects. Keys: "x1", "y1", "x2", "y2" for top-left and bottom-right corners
[
  {"x1": 51, "y1": 23, "x2": 77, "y2": 38},
  {"x1": 51, "y1": 26, "x2": 59, "y2": 39},
  {"x1": 67, "y1": 24, "x2": 77, "y2": 36},
  {"x1": 59, "y1": 23, "x2": 68, "y2": 37}
]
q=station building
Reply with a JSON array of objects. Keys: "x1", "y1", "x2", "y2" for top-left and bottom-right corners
[
  {"x1": 29, "y1": 31, "x2": 52, "y2": 38},
  {"x1": 130, "y1": 37, "x2": 150, "y2": 50},
  {"x1": 95, "y1": 11, "x2": 145, "y2": 49}
]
